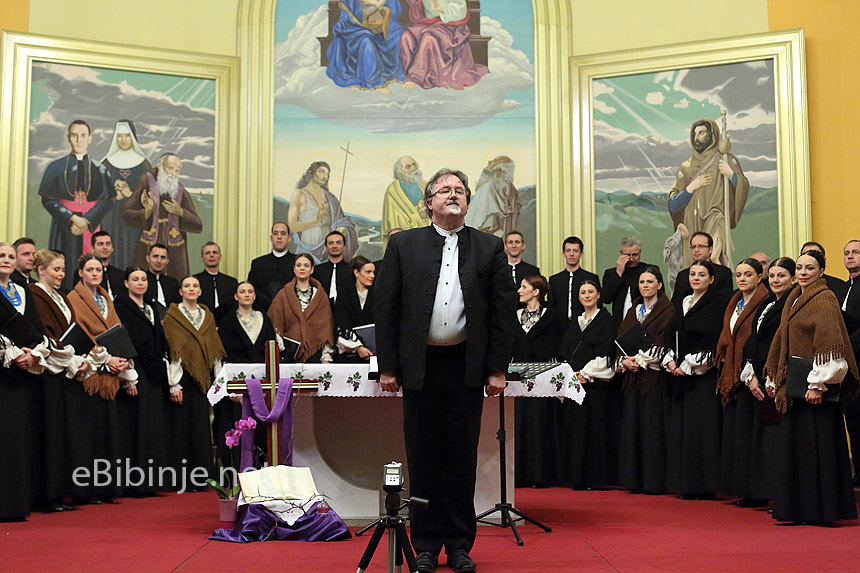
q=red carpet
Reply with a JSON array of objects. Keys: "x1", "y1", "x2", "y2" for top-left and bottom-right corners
[{"x1": 2, "y1": 488, "x2": 859, "y2": 571}]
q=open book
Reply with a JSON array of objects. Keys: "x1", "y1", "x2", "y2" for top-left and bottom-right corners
[{"x1": 238, "y1": 465, "x2": 318, "y2": 502}]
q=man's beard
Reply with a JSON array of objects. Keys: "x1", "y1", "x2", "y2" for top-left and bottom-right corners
[
  {"x1": 157, "y1": 170, "x2": 181, "y2": 200},
  {"x1": 444, "y1": 204, "x2": 463, "y2": 215},
  {"x1": 693, "y1": 136, "x2": 712, "y2": 153},
  {"x1": 401, "y1": 168, "x2": 423, "y2": 185}
]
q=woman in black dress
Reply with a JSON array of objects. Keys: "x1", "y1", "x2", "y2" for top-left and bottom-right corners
[
  {"x1": 28, "y1": 249, "x2": 89, "y2": 511},
  {"x1": 0, "y1": 242, "x2": 47, "y2": 521},
  {"x1": 334, "y1": 256, "x2": 375, "y2": 362},
  {"x1": 617, "y1": 266, "x2": 675, "y2": 494},
  {"x1": 558, "y1": 279, "x2": 618, "y2": 489},
  {"x1": 113, "y1": 267, "x2": 170, "y2": 495},
  {"x1": 765, "y1": 250, "x2": 859, "y2": 525},
  {"x1": 163, "y1": 276, "x2": 226, "y2": 486},
  {"x1": 512, "y1": 275, "x2": 565, "y2": 487},
  {"x1": 216, "y1": 281, "x2": 277, "y2": 469},
  {"x1": 666, "y1": 260, "x2": 730, "y2": 500},
  {"x1": 716, "y1": 258, "x2": 769, "y2": 504},
  {"x1": 739, "y1": 257, "x2": 795, "y2": 504}
]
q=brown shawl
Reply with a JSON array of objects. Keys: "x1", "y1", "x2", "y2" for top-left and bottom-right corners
[
  {"x1": 28, "y1": 284, "x2": 75, "y2": 341},
  {"x1": 162, "y1": 303, "x2": 225, "y2": 393},
  {"x1": 67, "y1": 281, "x2": 121, "y2": 399},
  {"x1": 617, "y1": 294, "x2": 675, "y2": 395},
  {"x1": 267, "y1": 278, "x2": 333, "y2": 362},
  {"x1": 716, "y1": 282, "x2": 770, "y2": 406},
  {"x1": 764, "y1": 279, "x2": 860, "y2": 413}
]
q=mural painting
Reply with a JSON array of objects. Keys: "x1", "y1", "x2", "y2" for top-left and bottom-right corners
[
  {"x1": 274, "y1": 0, "x2": 536, "y2": 263},
  {"x1": 591, "y1": 60, "x2": 779, "y2": 292},
  {"x1": 26, "y1": 62, "x2": 216, "y2": 287}
]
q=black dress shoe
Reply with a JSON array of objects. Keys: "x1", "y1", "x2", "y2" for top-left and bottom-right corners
[
  {"x1": 43, "y1": 502, "x2": 75, "y2": 513},
  {"x1": 447, "y1": 549, "x2": 477, "y2": 573},
  {"x1": 415, "y1": 552, "x2": 438, "y2": 573}
]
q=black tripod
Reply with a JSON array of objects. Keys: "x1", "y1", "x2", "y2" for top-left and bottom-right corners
[
  {"x1": 475, "y1": 389, "x2": 551, "y2": 545},
  {"x1": 356, "y1": 486, "x2": 426, "y2": 573}
]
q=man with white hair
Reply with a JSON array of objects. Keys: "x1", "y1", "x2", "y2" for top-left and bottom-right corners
[
  {"x1": 465, "y1": 155, "x2": 521, "y2": 239},
  {"x1": 122, "y1": 153, "x2": 202, "y2": 279},
  {"x1": 382, "y1": 155, "x2": 429, "y2": 243},
  {"x1": 101, "y1": 119, "x2": 152, "y2": 269}
]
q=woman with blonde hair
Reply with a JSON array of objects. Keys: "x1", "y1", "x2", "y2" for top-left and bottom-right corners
[{"x1": 0, "y1": 242, "x2": 49, "y2": 521}]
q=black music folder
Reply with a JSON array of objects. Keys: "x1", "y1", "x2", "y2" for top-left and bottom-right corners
[
  {"x1": 95, "y1": 324, "x2": 138, "y2": 359},
  {"x1": 59, "y1": 322, "x2": 95, "y2": 355},
  {"x1": 614, "y1": 322, "x2": 652, "y2": 356},
  {"x1": 785, "y1": 356, "x2": 840, "y2": 402},
  {"x1": 0, "y1": 312, "x2": 44, "y2": 348}
]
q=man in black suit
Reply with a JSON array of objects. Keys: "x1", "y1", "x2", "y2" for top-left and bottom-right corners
[
  {"x1": 547, "y1": 236, "x2": 600, "y2": 326},
  {"x1": 801, "y1": 241, "x2": 845, "y2": 291},
  {"x1": 671, "y1": 231, "x2": 733, "y2": 302},
  {"x1": 312, "y1": 230, "x2": 353, "y2": 306},
  {"x1": 145, "y1": 243, "x2": 180, "y2": 320},
  {"x1": 835, "y1": 239, "x2": 860, "y2": 485},
  {"x1": 376, "y1": 168, "x2": 516, "y2": 573},
  {"x1": 601, "y1": 236, "x2": 653, "y2": 323},
  {"x1": 89, "y1": 230, "x2": 125, "y2": 299},
  {"x1": 504, "y1": 230, "x2": 540, "y2": 287},
  {"x1": 11, "y1": 237, "x2": 36, "y2": 286},
  {"x1": 247, "y1": 222, "x2": 296, "y2": 311},
  {"x1": 194, "y1": 241, "x2": 238, "y2": 323}
]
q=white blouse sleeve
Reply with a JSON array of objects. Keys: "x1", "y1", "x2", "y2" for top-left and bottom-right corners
[
  {"x1": 679, "y1": 352, "x2": 713, "y2": 376},
  {"x1": 807, "y1": 357, "x2": 849, "y2": 392},
  {"x1": 578, "y1": 356, "x2": 615, "y2": 382},
  {"x1": 167, "y1": 358, "x2": 184, "y2": 392},
  {"x1": 740, "y1": 361, "x2": 756, "y2": 386}
]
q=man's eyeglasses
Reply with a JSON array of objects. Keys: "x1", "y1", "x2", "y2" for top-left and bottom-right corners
[{"x1": 432, "y1": 186, "x2": 467, "y2": 197}]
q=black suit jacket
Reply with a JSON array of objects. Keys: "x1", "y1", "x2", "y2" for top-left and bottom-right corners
[
  {"x1": 601, "y1": 262, "x2": 654, "y2": 323},
  {"x1": 145, "y1": 271, "x2": 180, "y2": 321},
  {"x1": 547, "y1": 267, "x2": 600, "y2": 325},
  {"x1": 824, "y1": 273, "x2": 845, "y2": 292},
  {"x1": 313, "y1": 260, "x2": 354, "y2": 304},
  {"x1": 10, "y1": 269, "x2": 36, "y2": 287},
  {"x1": 671, "y1": 263, "x2": 734, "y2": 303},
  {"x1": 375, "y1": 225, "x2": 517, "y2": 390},
  {"x1": 194, "y1": 270, "x2": 239, "y2": 322},
  {"x1": 509, "y1": 260, "x2": 540, "y2": 287},
  {"x1": 247, "y1": 252, "x2": 296, "y2": 311}
]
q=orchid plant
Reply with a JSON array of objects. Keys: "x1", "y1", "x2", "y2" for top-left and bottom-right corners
[{"x1": 205, "y1": 416, "x2": 258, "y2": 499}]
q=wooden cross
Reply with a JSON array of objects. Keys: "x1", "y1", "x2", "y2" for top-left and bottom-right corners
[{"x1": 224, "y1": 340, "x2": 317, "y2": 465}]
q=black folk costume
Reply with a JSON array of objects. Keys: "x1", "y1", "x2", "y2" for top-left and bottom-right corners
[
  {"x1": 217, "y1": 308, "x2": 277, "y2": 470},
  {"x1": 667, "y1": 285, "x2": 729, "y2": 498},
  {"x1": 616, "y1": 294, "x2": 674, "y2": 494},
  {"x1": 715, "y1": 283, "x2": 770, "y2": 499},
  {"x1": 113, "y1": 292, "x2": 171, "y2": 494},
  {"x1": 558, "y1": 307, "x2": 618, "y2": 489},
  {"x1": 511, "y1": 304, "x2": 564, "y2": 487},
  {"x1": 765, "y1": 280, "x2": 860, "y2": 524},
  {"x1": 163, "y1": 303, "x2": 226, "y2": 485},
  {"x1": 0, "y1": 284, "x2": 49, "y2": 520},
  {"x1": 739, "y1": 290, "x2": 791, "y2": 501}
]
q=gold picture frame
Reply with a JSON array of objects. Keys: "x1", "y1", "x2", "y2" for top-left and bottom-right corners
[
  {"x1": 0, "y1": 31, "x2": 240, "y2": 275},
  {"x1": 571, "y1": 29, "x2": 809, "y2": 275}
]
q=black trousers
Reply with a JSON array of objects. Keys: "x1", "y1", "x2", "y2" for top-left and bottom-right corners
[{"x1": 403, "y1": 343, "x2": 484, "y2": 555}]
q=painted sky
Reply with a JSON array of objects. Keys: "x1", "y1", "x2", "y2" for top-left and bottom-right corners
[{"x1": 28, "y1": 62, "x2": 216, "y2": 194}]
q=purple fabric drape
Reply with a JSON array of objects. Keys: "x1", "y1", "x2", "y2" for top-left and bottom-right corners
[
  {"x1": 240, "y1": 378, "x2": 295, "y2": 470},
  {"x1": 210, "y1": 501, "x2": 351, "y2": 543}
]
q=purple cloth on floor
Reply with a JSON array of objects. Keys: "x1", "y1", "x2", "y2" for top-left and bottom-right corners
[{"x1": 210, "y1": 501, "x2": 351, "y2": 543}]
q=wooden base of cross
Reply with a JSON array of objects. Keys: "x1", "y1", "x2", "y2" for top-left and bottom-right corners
[{"x1": 224, "y1": 340, "x2": 318, "y2": 466}]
